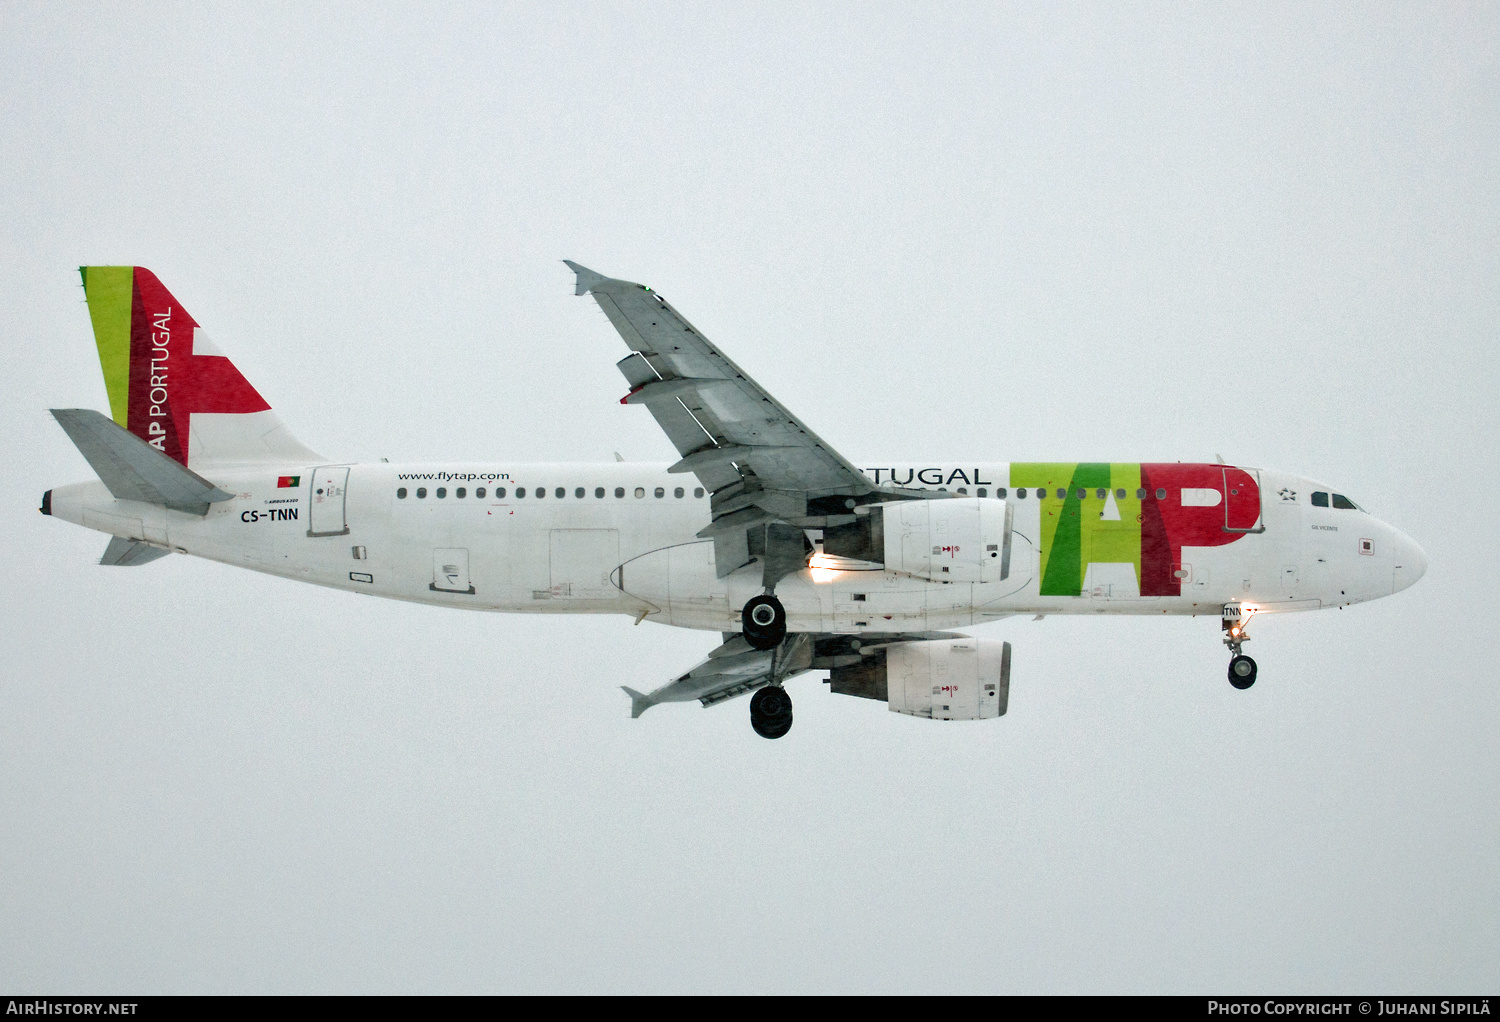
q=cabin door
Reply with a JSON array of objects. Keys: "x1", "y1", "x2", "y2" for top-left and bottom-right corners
[
  {"x1": 308, "y1": 466, "x2": 350, "y2": 537},
  {"x1": 549, "y1": 530, "x2": 620, "y2": 599},
  {"x1": 1223, "y1": 467, "x2": 1265, "y2": 534}
]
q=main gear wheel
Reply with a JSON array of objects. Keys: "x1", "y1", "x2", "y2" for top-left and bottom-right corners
[
  {"x1": 741, "y1": 594, "x2": 787, "y2": 651},
  {"x1": 750, "y1": 684, "x2": 793, "y2": 739}
]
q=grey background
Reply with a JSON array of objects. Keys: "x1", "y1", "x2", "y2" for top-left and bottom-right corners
[{"x1": 2, "y1": 1, "x2": 1496, "y2": 993}]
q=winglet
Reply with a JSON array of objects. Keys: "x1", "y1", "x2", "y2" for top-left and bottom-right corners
[
  {"x1": 563, "y1": 260, "x2": 611, "y2": 296},
  {"x1": 621, "y1": 686, "x2": 654, "y2": 719}
]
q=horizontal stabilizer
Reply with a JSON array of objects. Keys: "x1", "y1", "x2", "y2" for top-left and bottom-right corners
[
  {"x1": 100, "y1": 536, "x2": 171, "y2": 566},
  {"x1": 51, "y1": 408, "x2": 234, "y2": 515}
]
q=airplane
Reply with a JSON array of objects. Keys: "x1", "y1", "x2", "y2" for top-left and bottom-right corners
[{"x1": 41, "y1": 263, "x2": 1427, "y2": 738}]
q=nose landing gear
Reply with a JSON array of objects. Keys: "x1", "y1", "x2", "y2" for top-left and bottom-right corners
[{"x1": 1223, "y1": 604, "x2": 1258, "y2": 689}]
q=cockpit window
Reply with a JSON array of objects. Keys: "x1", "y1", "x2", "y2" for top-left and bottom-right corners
[
  {"x1": 1311, "y1": 492, "x2": 1329, "y2": 507},
  {"x1": 1332, "y1": 493, "x2": 1359, "y2": 510}
]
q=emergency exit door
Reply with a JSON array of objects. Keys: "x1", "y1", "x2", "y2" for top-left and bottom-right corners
[{"x1": 431, "y1": 548, "x2": 475, "y2": 594}]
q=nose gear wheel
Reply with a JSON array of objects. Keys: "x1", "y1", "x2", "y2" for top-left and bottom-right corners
[{"x1": 1222, "y1": 604, "x2": 1259, "y2": 689}]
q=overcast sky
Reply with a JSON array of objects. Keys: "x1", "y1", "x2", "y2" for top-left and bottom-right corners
[{"x1": 3, "y1": 1, "x2": 1497, "y2": 993}]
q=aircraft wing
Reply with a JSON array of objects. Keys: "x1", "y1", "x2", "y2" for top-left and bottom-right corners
[
  {"x1": 567, "y1": 261, "x2": 926, "y2": 578},
  {"x1": 620, "y1": 631, "x2": 969, "y2": 718},
  {"x1": 621, "y1": 634, "x2": 813, "y2": 718}
]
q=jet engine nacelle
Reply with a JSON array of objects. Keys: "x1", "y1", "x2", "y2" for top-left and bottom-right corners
[
  {"x1": 888, "y1": 637, "x2": 1011, "y2": 720},
  {"x1": 877, "y1": 497, "x2": 1012, "y2": 583},
  {"x1": 830, "y1": 637, "x2": 1012, "y2": 720}
]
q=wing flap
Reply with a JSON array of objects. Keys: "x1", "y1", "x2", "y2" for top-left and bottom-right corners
[{"x1": 614, "y1": 354, "x2": 740, "y2": 492}]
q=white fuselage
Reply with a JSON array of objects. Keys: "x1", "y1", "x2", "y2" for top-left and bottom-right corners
[{"x1": 47, "y1": 461, "x2": 1425, "y2": 634}]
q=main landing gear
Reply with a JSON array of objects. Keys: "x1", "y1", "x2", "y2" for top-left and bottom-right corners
[
  {"x1": 1223, "y1": 605, "x2": 1258, "y2": 689},
  {"x1": 742, "y1": 594, "x2": 799, "y2": 739},
  {"x1": 741, "y1": 594, "x2": 787, "y2": 650},
  {"x1": 750, "y1": 684, "x2": 793, "y2": 740}
]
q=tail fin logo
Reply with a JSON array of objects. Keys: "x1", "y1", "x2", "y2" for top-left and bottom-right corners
[{"x1": 81, "y1": 267, "x2": 270, "y2": 466}]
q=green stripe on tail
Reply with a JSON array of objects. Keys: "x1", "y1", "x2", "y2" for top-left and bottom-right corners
[{"x1": 79, "y1": 266, "x2": 134, "y2": 427}]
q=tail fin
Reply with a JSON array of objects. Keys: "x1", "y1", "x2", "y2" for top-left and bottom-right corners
[{"x1": 79, "y1": 266, "x2": 321, "y2": 469}]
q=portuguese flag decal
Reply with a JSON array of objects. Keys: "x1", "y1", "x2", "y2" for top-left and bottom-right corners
[{"x1": 277, "y1": 476, "x2": 301, "y2": 488}]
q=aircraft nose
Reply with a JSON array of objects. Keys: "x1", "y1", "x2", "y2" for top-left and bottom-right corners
[{"x1": 1392, "y1": 530, "x2": 1427, "y2": 594}]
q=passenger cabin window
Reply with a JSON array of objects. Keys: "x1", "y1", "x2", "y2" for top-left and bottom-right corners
[
  {"x1": 1155, "y1": 488, "x2": 1166, "y2": 500},
  {"x1": 977, "y1": 488, "x2": 987, "y2": 498},
  {"x1": 595, "y1": 487, "x2": 605, "y2": 498},
  {"x1": 634, "y1": 487, "x2": 645, "y2": 498},
  {"x1": 575, "y1": 487, "x2": 585, "y2": 498},
  {"x1": 674, "y1": 487, "x2": 684, "y2": 498},
  {"x1": 456, "y1": 487, "x2": 466, "y2": 498},
  {"x1": 436, "y1": 487, "x2": 447, "y2": 498},
  {"x1": 655, "y1": 487, "x2": 665, "y2": 498},
  {"x1": 416, "y1": 487, "x2": 427, "y2": 498},
  {"x1": 997, "y1": 487, "x2": 1007, "y2": 498},
  {"x1": 555, "y1": 487, "x2": 565, "y2": 499},
  {"x1": 397, "y1": 487, "x2": 407, "y2": 499},
  {"x1": 1017, "y1": 488, "x2": 1027, "y2": 498},
  {"x1": 494, "y1": 488, "x2": 504, "y2": 498},
  {"x1": 1057, "y1": 489, "x2": 1067, "y2": 499},
  {"x1": 1096, "y1": 488, "x2": 1106, "y2": 499},
  {"x1": 1332, "y1": 494, "x2": 1358, "y2": 510},
  {"x1": 1311, "y1": 492, "x2": 1329, "y2": 507},
  {"x1": 694, "y1": 488, "x2": 705, "y2": 498},
  {"x1": 516, "y1": 487, "x2": 526, "y2": 498},
  {"x1": 957, "y1": 487, "x2": 967, "y2": 495},
  {"x1": 536, "y1": 487, "x2": 545, "y2": 498},
  {"x1": 1136, "y1": 488, "x2": 1147, "y2": 499},
  {"x1": 476, "y1": 487, "x2": 485, "y2": 498},
  {"x1": 1116, "y1": 489, "x2": 1126, "y2": 499},
  {"x1": 615, "y1": 487, "x2": 625, "y2": 498}
]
